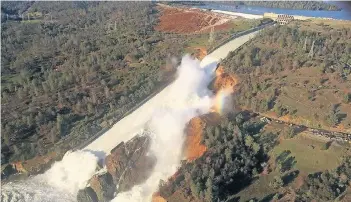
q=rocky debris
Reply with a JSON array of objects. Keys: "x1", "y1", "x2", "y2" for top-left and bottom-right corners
[
  {"x1": 90, "y1": 172, "x2": 115, "y2": 202},
  {"x1": 106, "y1": 134, "x2": 156, "y2": 192},
  {"x1": 77, "y1": 187, "x2": 98, "y2": 202},
  {"x1": 11, "y1": 162, "x2": 27, "y2": 174},
  {"x1": 213, "y1": 72, "x2": 237, "y2": 92},
  {"x1": 77, "y1": 135, "x2": 156, "y2": 202},
  {"x1": 2, "y1": 151, "x2": 64, "y2": 183},
  {"x1": 1, "y1": 164, "x2": 17, "y2": 179}
]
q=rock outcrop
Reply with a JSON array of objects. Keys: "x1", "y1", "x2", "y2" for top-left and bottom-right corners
[
  {"x1": 77, "y1": 135, "x2": 156, "y2": 202},
  {"x1": 1, "y1": 164, "x2": 17, "y2": 180},
  {"x1": 77, "y1": 187, "x2": 98, "y2": 202},
  {"x1": 106, "y1": 135, "x2": 156, "y2": 192},
  {"x1": 90, "y1": 172, "x2": 115, "y2": 202}
]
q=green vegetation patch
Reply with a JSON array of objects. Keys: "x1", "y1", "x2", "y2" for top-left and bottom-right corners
[
  {"x1": 271, "y1": 133, "x2": 346, "y2": 174},
  {"x1": 223, "y1": 21, "x2": 351, "y2": 132}
]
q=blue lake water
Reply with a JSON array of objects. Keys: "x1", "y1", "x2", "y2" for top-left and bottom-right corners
[{"x1": 192, "y1": 2, "x2": 351, "y2": 20}]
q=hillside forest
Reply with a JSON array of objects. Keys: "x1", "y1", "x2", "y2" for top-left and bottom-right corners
[
  {"x1": 1, "y1": 2, "x2": 198, "y2": 164},
  {"x1": 223, "y1": 21, "x2": 351, "y2": 132}
]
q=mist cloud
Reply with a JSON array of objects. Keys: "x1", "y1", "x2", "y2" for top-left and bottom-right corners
[{"x1": 1, "y1": 55, "x2": 226, "y2": 202}]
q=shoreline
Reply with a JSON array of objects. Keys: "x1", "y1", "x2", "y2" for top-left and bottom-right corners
[{"x1": 210, "y1": 9, "x2": 263, "y2": 19}]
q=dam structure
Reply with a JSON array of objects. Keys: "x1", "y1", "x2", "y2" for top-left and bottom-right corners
[{"x1": 1, "y1": 24, "x2": 272, "y2": 202}]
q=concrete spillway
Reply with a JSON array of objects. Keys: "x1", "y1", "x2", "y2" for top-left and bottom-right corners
[
  {"x1": 1, "y1": 28, "x2": 263, "y2": 202},
  {"x1": 84, "y1": 30, "x2": 260, "y2": 154}
]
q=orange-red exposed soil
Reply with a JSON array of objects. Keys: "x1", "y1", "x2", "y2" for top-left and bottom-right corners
[
  {"x1": 183, "y1": 67, "x2": 239, "y2": 162},
  {"x1": 152, "y1": 193, "x2": 167, "y2": 202},
  {"x1": 11, "y1": 151, "x2": 60, "y2": 174},
  {"x1": 193, "y1": 46, "x2": 207, "y2": 60},
  {"x1": 184, "y1": 117, "x2": 207, "y2": 161},
  {"x1": 156, "y1": 4, "x2": 231, "y2": 34},
  {"x1": 213, "y1": 66, "x2": 238, "y2": 92},
  {"x1": 153, "y1": 49, "x2": 240, "y2": 201}
]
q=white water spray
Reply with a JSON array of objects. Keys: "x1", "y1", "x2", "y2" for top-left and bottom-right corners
[
  {"x1": 111, "y1": 55, "x2": 217, "y2": 201},
  {"x1": 1, "y1": 55, "x2": 217, "y2": 202},
  {"x1": 1, "y1": 29, "x2": 261, "y2": 202},
  {"x1": 1, "y1": 150, "x2": 100, "y2": 202}
]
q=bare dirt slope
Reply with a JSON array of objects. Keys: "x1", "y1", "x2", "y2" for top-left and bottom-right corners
[{"x1": 155, "y1": 4, "x2": 231, "y2": 34}]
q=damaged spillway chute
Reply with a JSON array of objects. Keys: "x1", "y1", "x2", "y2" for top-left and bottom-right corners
[{"x1": 1, "y1": 28, "x2": 264, "y2": 202}]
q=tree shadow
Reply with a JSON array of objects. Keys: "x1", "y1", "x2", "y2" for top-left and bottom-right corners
[
  {"x1": 260, "y1": 193, "x2": 276, "y2": 202},
  {"x1": 281, "y1": 156, "x2": 297, "y2": 172},
  {"x1": 294, "y1": 125, "x2": 308, "y2": 133},
  {"x1": 324, "y1": 141, "x2": 333, "y2": 150},
  {"x1": 282, "y1": 170, "x2": 300, "y2": 185},
  {"x1": 226, "y1": 196, "x2": 241, "y2": 202},
  {"x1": 337, "y1": 113, "x2": 347, "y2": 122},
  {"x1": 275, "y1": 150, "x2": 291, "y2": 163},
  {"x1": 275, "y1": 150, "x2": 297, "y2": 172},
  {"x1": 226, "y1": 176, "x2": 258, "y2": 197}
]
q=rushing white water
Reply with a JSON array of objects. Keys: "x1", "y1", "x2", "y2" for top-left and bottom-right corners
[
  {"x1": 110, "y1": 55, "x2": 217, "y2": 202},
  {"x1": 1, "y1": 30, "x2": 261, "y2": 202},
  {"x1": 1, "y1": 55, "x2": 217, "y2": 202},
  {"x1": 1, "y1": 151, "x2": 99, "y2": 202}
]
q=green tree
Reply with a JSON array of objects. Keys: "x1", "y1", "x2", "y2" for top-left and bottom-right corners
[
  {"x1": 284, "y1": 126, "x2": 296, "y2": 139},
  {"x1": 56, "y1": 114, "x2": 64, "y2": 136},
  {"x1": 269, "y1": 175, "x2": 284, "y2": 189},
  {"x1": 204, "y1": 178, "x2": 214, "y2": 202},
  {"x1": 343, "y1": 93, "x2": 351, "y2": 104},
  {"x1": 224, "y1": 148, "x2": 232, "y2": 162},
  {"x1": 190, "y1": 180, "x2": 200, "y2": 198}
]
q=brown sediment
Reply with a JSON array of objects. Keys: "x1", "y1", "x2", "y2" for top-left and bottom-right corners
[
  {"x1": 213, "y1": 66, "x2": 239, "y2": 92},
  {"x1": 155, "y1": 4, "x2": 230, "y2": 34},
  {"x1": 193, "y1": 46, "x2": 207, "y2": 60},
  {"x1": 260, "y1": 112, "x2": 350, "y2": 134},
  {"x1": 11, "y1": 151, "x2": 60, "y2": 174},
  {"x1": 152, "y1": 193, "x2": 168, "y2": 202},
  {"x1": 184, "y1": 117, "x2": 207, "y2": 161},
  {"x1": 183, "y1": 67, "x2": 240, "y2": 162}
]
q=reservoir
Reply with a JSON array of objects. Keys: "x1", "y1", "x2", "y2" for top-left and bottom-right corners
[{"x1": 192, "y1": 2, "x2": 351, "y2": 20}]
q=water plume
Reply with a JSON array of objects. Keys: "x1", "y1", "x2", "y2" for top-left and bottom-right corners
[
  {"x1": 111, "y1": 55, "x2": 218, "y2": 201},
  {"x1": 213, "y1": 88, "x2": 233, "y2": 114},
  {"x1": 1, "y1": 55, "x2": 225, "y2": 202},
  {"x1": 1, "y1": 150, "x2": 100, "y2": 202}
]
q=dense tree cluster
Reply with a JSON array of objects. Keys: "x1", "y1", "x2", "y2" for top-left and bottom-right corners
[
  {"x1": 296, "y1": 156, "x2": 351, "y2": 201},
  {"x1": 1, "y1": 1, "x2": 34, "y2": 15},
  {"x1": 159, "y1": 114, "x2": 268, "y2": 201},
  {"x1": 1, "y1": 2, "x2": 191, "y2": 164}
]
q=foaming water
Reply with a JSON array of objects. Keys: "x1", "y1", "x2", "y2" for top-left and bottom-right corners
[
  {"x1": 111, "y1": 55, "x2": 217, "y2": 201},
  {"x1": 1, "y1": 55, "x2": 219, "y2": 202},
  {"x1": 1, "y1": 150, "x2": 100, "y2": 202},
  {"x1": 1, "y1": 28, "x2": 262, "y2": 202}
]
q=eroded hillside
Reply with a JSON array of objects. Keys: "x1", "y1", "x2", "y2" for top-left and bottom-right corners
[
  {"x1": 155, "y1": 4, "x2": 232, "y2": 34},
  {"x1": 155, "y1": 19, "x2": 351, "y2": 202}
]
